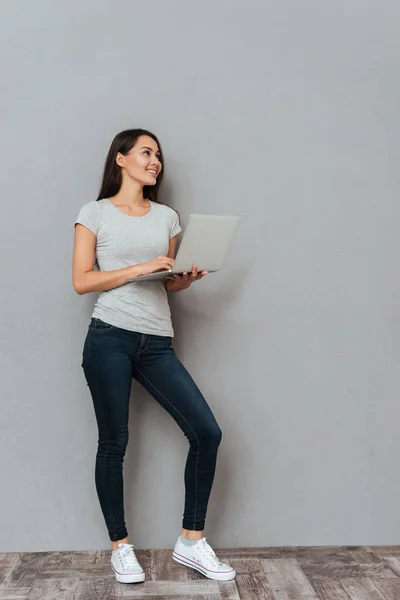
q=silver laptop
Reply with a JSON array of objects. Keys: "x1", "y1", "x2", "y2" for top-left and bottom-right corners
[{"x1": 127, "y1": 213, "x2": 240, "y2": 282}]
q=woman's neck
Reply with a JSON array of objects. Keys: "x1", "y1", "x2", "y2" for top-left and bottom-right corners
[{"x1": 109, "y1": 181, "x2": 147, "y2": 209}]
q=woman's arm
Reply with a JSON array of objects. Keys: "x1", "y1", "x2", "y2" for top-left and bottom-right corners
[{"x1": 72, "y1": 224, "x2": 142, "y2": 295}]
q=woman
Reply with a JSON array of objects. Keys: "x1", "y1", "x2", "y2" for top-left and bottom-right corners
[{"x1": 72, "y1": 129, "x2": 236, "y2": 584}]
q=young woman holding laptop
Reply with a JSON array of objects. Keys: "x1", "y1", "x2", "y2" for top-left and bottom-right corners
[{"x1": 72, "y1": 129, "x2": 236, "y2": 584}]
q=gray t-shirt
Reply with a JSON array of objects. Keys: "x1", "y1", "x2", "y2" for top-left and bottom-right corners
[{"x1": 75, "y1": 198, "x2": 182, "y2": 336}]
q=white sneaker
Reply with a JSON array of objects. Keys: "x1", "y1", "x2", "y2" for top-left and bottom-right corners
[
  {"x1": 111, "y1": 542, "x2": 145, "y2": 583},
  {"x1": 172, "y1": 536, "x2": 236, "y2": 581}
]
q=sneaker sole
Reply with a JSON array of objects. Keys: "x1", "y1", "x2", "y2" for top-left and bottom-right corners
[
  {"x1": 172, "y1": 550, "x2": 236, "y2": 581},
  {"x1": 111, "y1": 564, "x2": 145, "y2": 583}
]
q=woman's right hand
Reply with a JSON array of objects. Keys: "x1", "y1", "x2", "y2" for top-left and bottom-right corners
[{"x1": 138, "y1": 255, "x2": 175, "y2": 276}]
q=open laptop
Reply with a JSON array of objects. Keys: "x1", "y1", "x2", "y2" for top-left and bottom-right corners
[{"x1": 127, "y1": 213, "x2": 240, "y2": 282}]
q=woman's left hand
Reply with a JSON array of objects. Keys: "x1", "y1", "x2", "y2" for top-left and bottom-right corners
[{"x1": 165, "y1": 264, "x2": 208, "y2": 291}]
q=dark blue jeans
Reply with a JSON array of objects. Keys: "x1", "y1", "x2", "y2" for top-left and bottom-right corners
[{"x1": 81, "y1": 317, "x2": 223, "y2": 541}]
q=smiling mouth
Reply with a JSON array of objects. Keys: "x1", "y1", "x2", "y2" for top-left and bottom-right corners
[{"x1": 147, "y1": 170, "x2": 157, "y2": 176}]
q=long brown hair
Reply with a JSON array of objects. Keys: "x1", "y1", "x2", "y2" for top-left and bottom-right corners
[{"x1": 96, "y1": 128, "x2": 165, "y2": 204}]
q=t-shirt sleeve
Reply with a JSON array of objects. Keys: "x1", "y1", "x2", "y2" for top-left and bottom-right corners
[
  {"x1": 169, "y1": 209, "x2": 182, "y2": 238},
  {"x1": 75, "y1": 201, "x2": 100, "y2": 236}
]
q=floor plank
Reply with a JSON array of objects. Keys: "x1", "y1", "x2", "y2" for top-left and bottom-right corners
[
  {"x1": 228, "y1": 558, "x2": 275, "y2": 599},
  {"x1": 307, "y1": 578, "x2": 351, "y2": 600},
  {"x1": 261, "y1": 557, "x2": 319, "y2": 599},
  {"x1": 339, "y1": 578, "x2": 388, "y2": 600}
]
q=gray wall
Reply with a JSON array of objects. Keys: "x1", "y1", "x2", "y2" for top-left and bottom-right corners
[{"x1": 1, "y1": 0, "x2": 398, "y2": 552}]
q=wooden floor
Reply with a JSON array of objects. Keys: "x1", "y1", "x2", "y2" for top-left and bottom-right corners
[{"x1": 1, "y1": 545, "x2": 400, "y2": 599}]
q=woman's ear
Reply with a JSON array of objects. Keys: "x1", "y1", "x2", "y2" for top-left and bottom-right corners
[{"x1": 115, "y1": 152, "x2": 124, "y2": 168}]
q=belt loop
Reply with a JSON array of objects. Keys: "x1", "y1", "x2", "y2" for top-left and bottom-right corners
[
  {"x1": 140, "y1": 333, "x2": 146, "y2": 351},
  {"x1": 139, "y1": 332, "x2": 148, "y2": 354}
]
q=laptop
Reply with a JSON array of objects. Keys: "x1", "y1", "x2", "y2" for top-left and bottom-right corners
[{"x1": 127, "y1": 213, "x2": 240, "y2": 282}]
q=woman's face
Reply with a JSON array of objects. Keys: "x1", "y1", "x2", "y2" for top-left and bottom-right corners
[{"x1": 116, "y1": 135, "x2": 162, "y2": 186}]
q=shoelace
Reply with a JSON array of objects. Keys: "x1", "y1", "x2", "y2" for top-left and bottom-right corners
[
  {"x1": 118, "y1": 543, "x2": 140, "y2": 570},
  {"x1": 197, "y1": 537, "x2": 225, "y2": 568}
]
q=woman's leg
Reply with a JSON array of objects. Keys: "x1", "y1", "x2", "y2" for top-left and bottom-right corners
[
  {"x1": 81, "y1": 320, "x2": 135, "y2": 544},
  {"x1": 133, "y1": 335, "x2": 223, "y2": 534}
]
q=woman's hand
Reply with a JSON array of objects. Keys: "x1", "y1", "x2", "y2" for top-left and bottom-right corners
[
  {"x1": 165, "y1": 264, "x2": 208, "y2": 291},
  {"x1": 138, "y1": 255, "x2": 175, "y2": 276}
]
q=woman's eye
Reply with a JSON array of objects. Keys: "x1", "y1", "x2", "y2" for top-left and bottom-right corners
[{"x1": 144, "y1": 150, "x2": 160, "y2": 159}]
